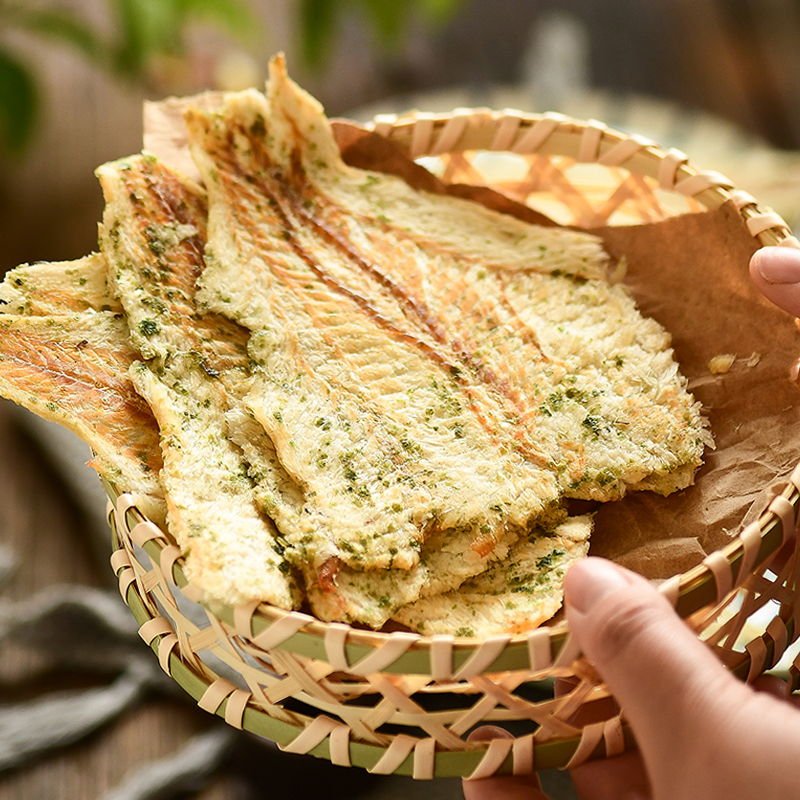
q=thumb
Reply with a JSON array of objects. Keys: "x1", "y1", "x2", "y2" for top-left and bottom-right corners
[
  {"x1": 564, "y1": 559, "x2": 743, "y2": 767},
  {"x1": 750, "y1": 246, "x2": 800, "y2": 317}
]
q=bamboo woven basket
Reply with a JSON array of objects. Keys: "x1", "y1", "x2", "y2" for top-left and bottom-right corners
[{"x1": 108, "y1": 107, "x2": 800, "y2": 780}]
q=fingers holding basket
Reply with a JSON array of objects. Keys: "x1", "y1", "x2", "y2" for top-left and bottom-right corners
[
  {"x1": 563, "y1": 558, "x2": 745, "y2": 795},
  {"x1": 750, "y1": 246, "x2": 800, "y2": 317},
  {"x1": 563, "y1": 557, "x2": 800, "y2": 800},
  {"x1": 552, "y1": 674, "x2": 650, "y2": 800}
]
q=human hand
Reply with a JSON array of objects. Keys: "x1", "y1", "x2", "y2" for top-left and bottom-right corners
[
  {"x1": 464, "y1": 244, "x2": 800, "y2": 800},
  {"x1": 464, "y1": 559, "x2": 800, "y2": 800},
  {"x1": 750, "y1": 245, "x2": 800, "y2": 317}
]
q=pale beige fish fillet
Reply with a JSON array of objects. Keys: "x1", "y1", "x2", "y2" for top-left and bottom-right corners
[
  {"x1": 185, "y1": 64, "x2": 571, "y2": 574},
  {"x1": 131, "y1": 358, "x2": 301, "y2": 609},
  {"x1": 0, "y1": 312, "x2": 165, "y2": 522},
  {"x1": 0, "y1": 253, "x2": 121, "y2": 315},
  {"x1": 307, "y1": 529, "x2": 517, "y2": 629},
  {"x1": 294, "y1": 61, "x2": 709, "y2": 499},
  {"x1": 97, "y1": 154, "x2": 301, "y2": 609},
  {"x1": 392, "y1": 515, "x2": 592, "y2": 637},
  {"x1": 302, "y1": 526, "x2": 518, "y2": 629},
  {"x1": 264, "y1": 59, "x2": 711, "y2": 502},
  {"x1": 240, "y1": 352, "x2": 559, "y2": 573},
  {"x1": 183, "y1": 58, "x2": 708, "y2": 579},
  {"x1": 304, "y1": 502, "x2": 569, "y2": 630},
  {"x1": 224, "y1": 401, "x2": 530, "y2": 627}
]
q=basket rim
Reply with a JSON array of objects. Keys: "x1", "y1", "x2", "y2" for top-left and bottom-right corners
[
  {"x1": 105, "y1": 105, "x2": 800, "y2": 678},
  {"x1": 110, "y1": 496, "x2": 797, "y2": 778},
  {"x1": 108, "y1": 471, "x2": 800, "y2": 677},
  {"x1": 364, "y1": 107, "x2": 799, "y2": 249}
]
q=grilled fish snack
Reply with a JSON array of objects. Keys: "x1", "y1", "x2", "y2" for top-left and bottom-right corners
[
  {"x1": 0, "y1": 56, "x2": 712, "y2": 636},
  {"x1": 0, "y1": 255, "x2": 165, "y2": 524},
  {"x1": 97, "y1": 155, "x2": 301, "y2": 609}
]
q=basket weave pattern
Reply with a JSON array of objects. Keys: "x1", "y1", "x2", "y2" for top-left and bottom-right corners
[{"x1": 109, "y1": 109, "x2": 800, "y2": 779}]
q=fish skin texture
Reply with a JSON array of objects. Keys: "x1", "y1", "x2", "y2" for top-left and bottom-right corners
[
  {"x1": 97, "y1": 155, "x2": 301, "y2": 610},
  {"x1": 0, "y1": 310, "x2": 165, "y2": 522}
]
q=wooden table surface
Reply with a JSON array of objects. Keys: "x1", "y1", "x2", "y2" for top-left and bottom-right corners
[{"x1": 0, "y1": 398, "x2": 227, "y2": 800}]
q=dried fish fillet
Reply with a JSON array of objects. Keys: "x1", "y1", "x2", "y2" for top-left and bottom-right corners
[
  {"x1": 0, "y1": 254, "x2": 120, "y2": 316},
  {"x1": 97, "y1": 155, "x2": 247, "y2": 371},
  {"x1": 225, "y1": 402, "x2": 557, "y2": 627},
  {"x1": 184, "y1": 57, "x2": 709, "y2": 584},
  {"x1": 130, "y1": 358, "x2": 300, "y2": 609},
  {"x1": 97, "y1": 155, "x2": 301, "y2": 609},
  {"x1": 185, "y1": 70, "x2": 593, "y2": 575},
  {"x1": 0, "y1": 312, "x2": 164, "y2": 522},
  {"x1": 393, "y1": 515, "x2": 592, "y2": 637},
  {"x1": 303, "y1": 504, "x2": 571, "y2": 629}
]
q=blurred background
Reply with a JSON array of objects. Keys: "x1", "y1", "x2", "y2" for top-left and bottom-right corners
[{"x1": 2, "y1": 0, "x2": 800, "y2": 277}]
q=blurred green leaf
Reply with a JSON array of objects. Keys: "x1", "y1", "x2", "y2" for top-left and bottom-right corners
[
  {"x1": 3, "y1": 6, "x2": 107, "y2": 68},
  {"x1": 363, "y1": 0, "x2": 465, "y2": 49},
  {"x1": 0, "y1": 0, "x2": 261, "y2": 153},
  {"x1": 111, "y1": 0, "x2": 177, "y2": 76},
  {"x1": 0, "y1": 47, "x2": 37, "y2": 152},
  {"x1": 418, "y1": 0, "x2": 464, "y2": 24},
  {"x1": 0, "y1": 0, "x2": 461, "y2": 154},
  {"x1": 174, "y1": 0, "x2": 257, "y2": 38},
  {"x1": 298, "y1": 0, "x2": 464, "y2": 70},
  {"x1": 110, "y1": 0, "x2": 257, "y2": 77},
  {"x1": 299, "y1": 0, "x2": 338, "y2": 69},
  {"x1": 2, "y1": 0, "x2": 258, "y2": 81},
  {"x1": 362, "y1": 0, "x2": 408, "y2": 46}
]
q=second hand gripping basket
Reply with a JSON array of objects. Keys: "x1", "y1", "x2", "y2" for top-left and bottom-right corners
[{"x1": 108, "y1": 107, "x2": 800, "y2": 780}]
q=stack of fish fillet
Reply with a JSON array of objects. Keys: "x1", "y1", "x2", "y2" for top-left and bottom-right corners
[{"x1": 0, "y1": 57, "x2": 712, "y2": 638}]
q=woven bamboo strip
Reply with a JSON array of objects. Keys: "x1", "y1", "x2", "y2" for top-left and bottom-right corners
[{"x1": 111, "y1": 490, "x2": 798, "y2": 775}]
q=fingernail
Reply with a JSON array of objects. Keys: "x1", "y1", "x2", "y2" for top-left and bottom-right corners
[
  {"x1": 565, "y1": 558, "x2": 633, "y2": 614},
  {"x1": 753, "y1": 247, "x2": 800, "y2": 285}
]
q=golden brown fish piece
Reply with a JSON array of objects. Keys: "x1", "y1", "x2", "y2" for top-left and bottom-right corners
[
  {"x1": 97, "y1": 154, "x2": 248, "y2": 371},
  {"x1": 0, "y1": 311, "x2": 164, "y2": 522},
  {"x1": 0, "y1": 253, "x2": 120, "y2": 316}
]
